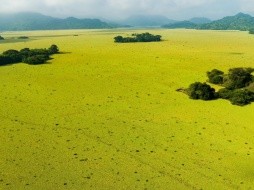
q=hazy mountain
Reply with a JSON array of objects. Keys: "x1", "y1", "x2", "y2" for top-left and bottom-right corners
[
  {"x1": 189, "y1": 17, "x2": 211, "y2": 24},
  {"x1": 162, "y1": 13, "x2": 254, "y2": 31},
  {"x1": 122, "y1": 15, "x2": 176, "y2": 27},
  {"x1": 162, "y1": 21, "x2": 197, "y2": 29},
  {"x1": 0, "y1": 12, "x2": 113, "y2": 31},
  {"x1": 1, "y1": 12, "x2": 254, "y2": 31},
  {"x1": 198, "y1": 13, "x2": 254, "y2": 30}
]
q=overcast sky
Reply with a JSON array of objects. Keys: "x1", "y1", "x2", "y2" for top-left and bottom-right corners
[{"x1": 0, "y1": 0, "x2": 254, "y2": 20}]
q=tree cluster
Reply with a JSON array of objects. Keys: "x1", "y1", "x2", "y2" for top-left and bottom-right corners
[
  {"x1": 114, "y1": 33, "x2": 162, "y2": 43},
  {"x1": 187, "y1": 82, "x2": 216, "y2": 100},
  {"x1": 0, "y1": 35, "x2": 4, "y2": 40},
  {"x1": 185, "y1": 67, "x2": 254, "y2": 106},
  {"x1": 249, "y1": 29, "x2": 254, "y2": 34},
  {"x1": 0, "y1": 45, "x2": 59, "y2": 66},
  {"x1": 18, "y1": 36, "x2": 29, "y2": 39}
]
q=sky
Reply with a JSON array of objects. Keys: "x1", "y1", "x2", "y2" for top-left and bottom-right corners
[{"x1": 0, "y1": 0, "x2": 254, "y2": 20}]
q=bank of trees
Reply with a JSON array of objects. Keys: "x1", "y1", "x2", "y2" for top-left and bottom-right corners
[
  {"x1": 114, "y1": 33, "x2": 162, "y2": 43},
  {"x1": 0, "y1": 44, "x2": 59, "y2": 66},
  {"x1": 185, "y1": 67, "x2": 254, "y2": 106},
  {"x1": 249, "y1": 29, "x2": 254, "y2": 34}
]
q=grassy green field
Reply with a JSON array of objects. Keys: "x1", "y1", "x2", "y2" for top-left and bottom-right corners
[{"x1": 0, "y1": 29, "x2": 254, "y2": 190}]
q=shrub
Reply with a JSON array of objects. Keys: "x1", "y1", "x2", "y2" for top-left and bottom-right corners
[
  {"x1": 229, "y1": 89, "x2": 254, "y2": 106},
  {"x1": 48, "y1": 44, "x2": 59, "y2": 55},
  {"x1": 135, "y1": 33, "x2": 162, "y2": 42},
  {"x1": 0, "y1": 55, "x2": 13, "y2": 66},
  {"x1": 249, "y1": 28, "x2": 254, "y2": 34},
  {"x1": 226, "y1": 68, "x2": 253, "y2": 89},
  {"x1": 217, "y1": 88, "x2": 254, "y2": 105},
  {"x1": 0, "y1": 35, "x2": 4, "y2": 40},
  {"x1": 2, "y1": 49, "x2": 22, "y2": 63},
  {"x1": 114, "y1": 33, "x2": 162, "y2": 43},
  {"x1": 187, "y1": 82, "x2": 216, "y2": 100},
  {"x1": 28, "y1": 49, "x2": 50, "y2": 57},
  {"x1": 216, "y1": 88, "x2": 233, "y2": 99},
  {"x1": 18, "y1": 36, "x2": 29, "y2": 39},
  {"x1": 23, "y1": 55, "x2": 49, "y2": 65},
  {"x1": 207, "y1": 69, "x2": 224, "y2": 84},
  {"x1": 210, "y1": 75, "x2": 224, "y2": 84},
  {"x1": 0, "y1": 45, "x2": 59, "y2": 67},
  {"x1": 114, "y1": 36, "x2": 124, "y2": 43},
  {"x1": 20, "y1": 48, "x2": 31, "y2": 60},
  {"x1": 182, "y1": 67, "x2": 254, "y2": 106}
]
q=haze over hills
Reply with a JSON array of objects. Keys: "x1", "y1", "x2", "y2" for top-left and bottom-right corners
[
  {"x1": 120, "y1": 15, "x2": 176, "y2": 27},
  {"x1": 162, "y1": 21, "x2": 198, "y2": 29},
  {"x1": 198, "y1": 13, "x2": 254, "y2": 30},
  {"x1": 0, "y1": 12, "x2": 113, "y2": 31},
  {"x1": 189, "y1": 17, "x2": 212, "y2": 24},
  {"x1": 0, "y1": 12, "x2": 254, "y2": 31},
  {"x1": 163, "y1": 13, "x2": 254, "y2": 31},
  {"x1": 162, "y1": 17, "x2": 212, "y2": 29}
]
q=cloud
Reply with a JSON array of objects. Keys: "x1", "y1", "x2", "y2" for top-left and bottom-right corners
[{"x1": 0, "y1": 0, "x2": 253, "y2": 20}]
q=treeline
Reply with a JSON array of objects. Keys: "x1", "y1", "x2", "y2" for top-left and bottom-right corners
[
  {"x1": 114, "y1": 33, "x2": 162, "y2": 43},
  {"x1": 183, "y1": 67, "x2": 254, "y2": 106},
  {"x1": 0, "y1": 35, "x2": 30, "y2": 40},
  {"x1": 0, "y1": 45, "x2": 59, "y2": 66},
  {"x1": 249, "y1": 29, "x2": 254, "y2": 34}
]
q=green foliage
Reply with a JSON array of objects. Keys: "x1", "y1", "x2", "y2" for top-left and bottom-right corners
[
  {"x1": 187, "y1": 82, "x2": 216, "y2": 100},
  {"x1": 249, "y1": 29, "x2": 254, "y2": 34},
  {"x1": 18, "y1": 36, "x2": 29, "y2": 39},
  {"x1": 0, "y1": 55, "x2": 12, "y2": 66},
  {"x1": 228, "y1": 89, "x2": 254, "y2": 106},
  {"x1": 0, "y1": 44, "x2": 59, "y2": 66},
  {"x1": 217, "y1": 88, "x2": 254, "y2": 105},
  {"x1": 114, "y1": 33, "x2": 161, "y2": 43},
  {"x1": 2, "y1": 49, "x2": 22, "y2": 63},
  {"x1": 207, "y1": 69, "x2": 224, "y2": 84},
  {"x1": 226, "y1": 68, "x2": 253, "y2": 89},
  {"x1": 27, "y1": 49, "x2": 50, "y2": 59},
  {"x1": 114, "y1": 36, "x2": 124, "y2": 43},
  {"x1": 0, "y1": 35, "x2": 4, "y2": 40},
  {"x1": 134, "y1": 33, "x2": 161, "y2": 42},
  {"x1": 184, "y1": 67, "x2": 254, "y2": 106},
  {"x1": 48, "y1": 44, "x2": 59, "y2": 55},
  {"x1": 19, "y1": 48, "x2": 31, "y2": 59},
  {"x1": 217, "y1": 88, "x2": 233, "y2": 99},
  {"x1": 23, "y1": 55, "x2": 49, "y2": 65}
]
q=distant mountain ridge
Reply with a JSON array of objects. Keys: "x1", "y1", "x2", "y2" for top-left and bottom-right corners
[
  {"x1": 198, "y1": 13, "x2": 254, "y2": 30},
  {"x1": 0, "y1": 12, "x2": 113, "y2": 31},
  {"x1": 162, "y1": 17, "x2": 211, "y2": 29},
  {"x1": 1, "y1": 12, "x2": 254, "y2": 31},
  {"x1": 121, "y1": 15, "x2": 176, "y2": 27},
  {"x1": 162, "y1": 21, "x2": 197, "y2": 29},
  {"x1": 162, "y1": 13, "x2": 254, "y2": 31}
]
